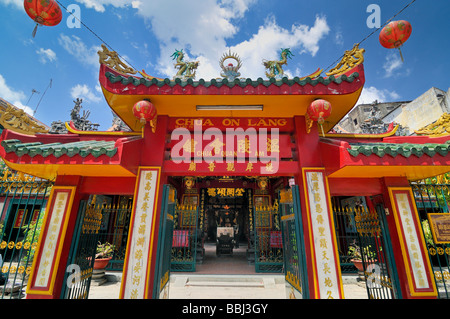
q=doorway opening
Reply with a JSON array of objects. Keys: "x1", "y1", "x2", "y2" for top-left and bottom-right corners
[{"x1": 168, "y1": 175, "x2": 290, "y2": 275}]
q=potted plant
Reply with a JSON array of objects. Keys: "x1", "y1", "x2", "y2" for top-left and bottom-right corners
[
  {"x1": 94, "y1": 242, "x2": 115, "y2": 270},
  {"x1": 348, "y1": 244, "x2": 377, "y2": 272}
]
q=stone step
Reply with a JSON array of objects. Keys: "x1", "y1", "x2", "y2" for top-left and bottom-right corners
[{"x1": 171, "y1": 274, "x2": 284, "y2": 288}]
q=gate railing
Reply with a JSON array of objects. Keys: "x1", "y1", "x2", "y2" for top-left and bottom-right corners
[
  {"x1": 171, "y1": 204, "x2": 198, "y2": 272},
  {"x1": 331, "y1": 197, "x2": 398, "y2": 299},
  {"x1": 97, "y1": 199, "x2": 133, "y2": 271},
  {"x1": 254, "y1": 202, "x2": 283, "y2": 273},
  {"x1": 60, "y1": 200, "x2": 103, "y2": 299},
  {"x1": 0, "y1": 169, "x2": 53, "y2": 299},
  {"x1": 411, "y1": 180, "x2": 450, "y2": 299}
]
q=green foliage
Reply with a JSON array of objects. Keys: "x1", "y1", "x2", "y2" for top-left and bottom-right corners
[
  {"x1": 348, "y1": 244, "x2": 378, "y2": 261},
  {"x1": 96, "y1": 242, "x2": 115, "y2": 259},
  {"x1": 421, "y1": 220, "x2": 435, "y2": 246},
  {"x1": 20, "y1": 212, "x2": 45, "y2": 265}
]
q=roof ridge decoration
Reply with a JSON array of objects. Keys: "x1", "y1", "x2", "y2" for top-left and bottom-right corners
[
  {"x1": 98, "y1": 44, "x2": 137, "y2": 75},
  {"x1": 326, "y1": 44, "x2": 365, "y2": 77},
  {"x1": 219, "y1": 50, "x2": 242, "y2": 81},
  {"x1": 415, "y1": 113, "x2": 450, "y2": 137},
  {"x1": 347, "y1": 141, "x2": 450, "y2": 158},
  {"x1": 262, "y1": 48, "x2": 294, "y2": 79},
  {"x1": 103, "y1": 70, "x2": 360, "y2": 88},
  {"x1": 171, "y1": 49, "x2": 200, "y2": 81},
  {"x1": 0, "y1": 104, "x2": 49, "y2": 135},
  {"x1": 98, "y1": 43, "x2": 362, "y2": 83}
]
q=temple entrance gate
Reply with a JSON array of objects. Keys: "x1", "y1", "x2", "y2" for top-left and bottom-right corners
[
  {"x1": 279, "y1": 186, "x2": 309, "y2": 299},
  {"x1": 153, "y1": 185, "x2": 176, "y2": 299},
  {"x1": 332, "y1": 196, "x2": 401, "y2": 299},
  {"x1": 60, "y1": 200, "x2": 103, "y2": 299}
]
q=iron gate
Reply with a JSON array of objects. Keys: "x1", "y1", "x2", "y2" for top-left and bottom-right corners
[
  {"x1": 254, "y1": 201, "x2": 283, "y2": 273},
  {"x1": 153, "y1": 185, "x2": 175, "y2": 299},
  {"x1": 338, "y1": 197, "x2": 400, "y2": 299},
  {"x1": 0, "y1": 169, "x2": 53, "y2": 299},
  {"x1": 60, "y1": 200, "x2": 103, "y2": 299},
  {"x1": 411, "y1": 178, "x2": 450, "y2": 299},
  {"x1": 171, "y1": 203, "x2": 198, "y2": 272},
  {"x1": 279, "y1": 186, "x2": 309, "y2": 299},
  {"x1": 97, "y1": 197, "x2": 133, "y2": 271}
]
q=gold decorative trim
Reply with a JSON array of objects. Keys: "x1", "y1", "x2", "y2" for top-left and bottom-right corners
[
  {"x1": 0, "y1": 105, "x2": 49, "y2": 135},
  {"x1": 415, "y1": 113, "x2": 450, "y2": 137},
  {"x1": 324, "y1": 125, "x2": 399, "y2": 139},
  {"x1": 64, "y1": 121, "x2": 140, "y2": 136},
  {"x1": 326, "y1": 44, "x2": 365, "y2": 77},
  {"x1": 98, "y1": 44, "x2": 137, "y2": 75}
]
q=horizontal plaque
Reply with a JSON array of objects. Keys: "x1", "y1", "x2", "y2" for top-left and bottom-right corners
[{"x1": 428, "y1": 213, "x2": 450, "y2": 244}]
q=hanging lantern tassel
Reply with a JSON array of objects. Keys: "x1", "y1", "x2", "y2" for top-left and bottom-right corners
[
  {"x1": 32, "y1": 23, "x2": 39, "y2": 38},
  {"x1": 318, "y1": 116, "x2": 325, "y2": 137},
  {"x1": 398, "y1": 47, "x2": 404, "y2": 63}
]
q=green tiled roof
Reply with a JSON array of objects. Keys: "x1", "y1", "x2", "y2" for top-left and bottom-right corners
[
  {"x1": 104, "y1": 71, "x2": 361, "y2": 88},
  {"x1": 347, "y1": 142, "x2": 450, "y2": 158},
  {"x1": 1, "y1": 139, "x2": 118, "y2": 158}
]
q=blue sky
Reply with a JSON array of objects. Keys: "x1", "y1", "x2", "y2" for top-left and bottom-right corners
[{"x1": 0, "y1": 0, "x2": 449, "y2": 130}]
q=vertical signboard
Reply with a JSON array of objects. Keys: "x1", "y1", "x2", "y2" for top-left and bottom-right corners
[
  {"x1": 26, "y1": 187, "x2": 76, "y2": 296},
  {"x1": 303, "y1": 168, "x2": 344, "y2": 299},
  {"x1": 388, "y1": 187, "x2": 437, "y2": 297},
  {"x1": 120, "y1": 167, "x2": 161, "y2": 299}
]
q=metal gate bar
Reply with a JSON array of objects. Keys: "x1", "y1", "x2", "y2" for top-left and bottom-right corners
[
  {"x1": 97, "y1": 198, "x2": 133, "y2": 271},
  {"x1": 254, "y1": 203, "x2": 283, "y2": 273},
  {"x1": 0, "y1": 169, "x2": 52, "y2": 299},
  {"x1": 351, "y1": 203, "x2": 396, "y2": 299},
  {"x1": 60, "y1": 200, "x2": 103, "y2": 299},
  {"x1": 171, "y1": 204, "x2": 198, "y2": 272}
]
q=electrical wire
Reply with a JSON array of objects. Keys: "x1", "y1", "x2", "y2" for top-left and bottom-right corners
[
  {"x1": 56, "y1": 0, "x2": 416, "y2": 78},
  {"x1": 322, "y1": 0, "x2": 417, "y2": 75},
  {"x1": 55, "y1": 0, "x2": 138, "y2": 72}
]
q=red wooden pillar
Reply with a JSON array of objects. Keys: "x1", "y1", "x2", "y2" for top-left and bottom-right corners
[
  {"x1": 26, "y1": 175, "x2": 83, "y2": 299},
  {"x1": 292, "y1": 116, "x2": 344, "y2": 299},
  {"x1": 120, "y1": 115, "x2": 169, "y2": 299},
  {"x1": 380, "y1": 177, "x2": 438, "y2": 299}
]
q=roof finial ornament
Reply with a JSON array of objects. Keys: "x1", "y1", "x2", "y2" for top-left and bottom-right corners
[
  {"x1": 326, "y1": 44, "x2": 365, "y2": 77},
  {"x1": 219, "y1": 49, "x2": 242, "y2": 81},
  {"x1": 262, "y1": 48, "x2": 294, "y2": 79},
  {"x1": 171, "y1": 49, "x2": 199, "y2": 80}
]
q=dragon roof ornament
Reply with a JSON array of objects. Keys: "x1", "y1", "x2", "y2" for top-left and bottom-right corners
[
  {"x1": 98, "y1": 44, "x2": 137, "y2": 75},
  {"x1": 326, "y1": 44, "x2": 365, "y2": 77}
]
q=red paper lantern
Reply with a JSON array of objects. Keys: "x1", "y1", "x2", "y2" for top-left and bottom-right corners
[
  {"x1": 307, "y1": 99, "x2": 332, "y2": 125},
  {"x1": 24, "y1": 0, "x2": 63, "y2": 37},
  {"x1": 132, "y1": 100, "x2": 157, "y2": 125},
  {"x1": 379, "y1": 20, "x2": 412, "y2": 62}
]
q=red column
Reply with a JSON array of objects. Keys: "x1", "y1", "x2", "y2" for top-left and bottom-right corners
[{"x1": 120, "y1": 116, "x2": 169, "y2": 299}]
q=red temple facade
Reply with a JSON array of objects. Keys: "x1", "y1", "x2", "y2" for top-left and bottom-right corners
[{"x1": 0, "y1": 44, "x2": 447, "y2": 299}]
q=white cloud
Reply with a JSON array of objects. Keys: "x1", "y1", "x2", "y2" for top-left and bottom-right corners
[
  {"x1": 229, "y1": 15, "x2": 329, "y2": 79},
  {"x1": 383, "y1": 52, "x2": 403, "y2": 78},
  {"x1": 70, "y1": 84, "x2": 101, "y2": 103},
  {"x1": 58, "y1": 34, "x2": 100, "y2": 67},
  {"x1": 75, "y1": 0, "x2": 328, "y2": 80},
  {"x1": 0, "y1": 0, "x2": 22, "y2": 9},
  {"x1": 0, "y1": 74, "x2": 34, "y2": 115},
  {"x1": 357, "y1": 86, "x2": 400, "y2": 105},
  {"x1": 36, "y1": 48, "x2": 57, "y2": 64}
]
